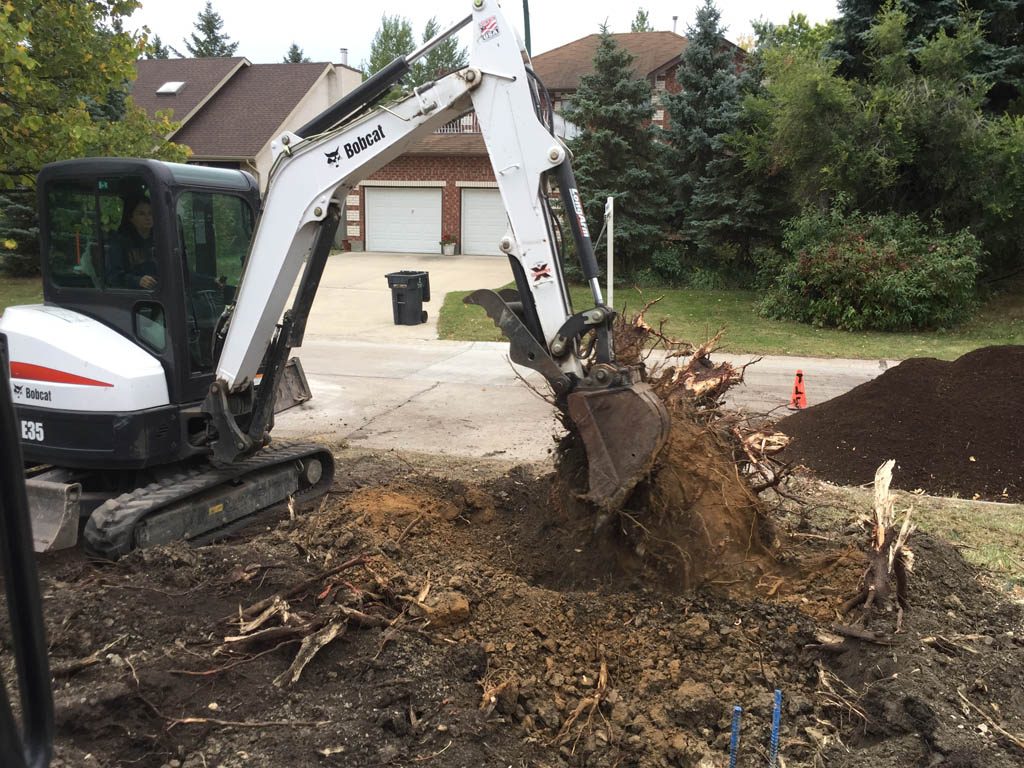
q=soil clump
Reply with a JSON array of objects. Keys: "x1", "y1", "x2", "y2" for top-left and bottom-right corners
[{"x1": 779, "y1": 345, "x2": 1024, "y2": 502}]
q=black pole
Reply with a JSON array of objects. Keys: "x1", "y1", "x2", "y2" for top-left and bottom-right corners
[
  {"x1": 0, "y1": 333, "x2": 54, "y2": 768},
  {"x1": 523, "y1": 0, "x2": 532, "y2": 54},
  {"x1": 296, "y1": 57, "x2": 410, "y2": 138}
]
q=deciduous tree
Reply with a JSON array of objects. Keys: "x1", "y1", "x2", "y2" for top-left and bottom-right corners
[
  {"x1": 743, "y1": 4, "x2": 1024, "y2": 277},
  {"x1": 0, "y1": 1, "x2": 187, "y2": 275},
  {"x1": 365, "y1": 15, "x2": 467, "y2": 91},
  {"x1": 831, "y1": 0, "x2": 1024, "y2": 112},
  {"x1": 364, "y1": 14, "x2": 415, "y2": 76},
  {"x1": 410, "y1": 17, "x2": 467, "y2": 86}
]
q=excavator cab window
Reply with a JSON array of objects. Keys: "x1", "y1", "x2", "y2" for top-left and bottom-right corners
[
  {"x1": 44, "y1": 176, "x2": 154, "y2": 292},
  {"x1": 175, "y1": 190, "x2": 254, "y2": 374}
]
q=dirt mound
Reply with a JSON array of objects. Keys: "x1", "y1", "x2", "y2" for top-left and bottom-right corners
[
  {"x1": 779, "y1": 345, "x2": 1024, "y2": 501},
  {"x1": 9, "y1": 450, "x2": 1024, "y2": 768}
]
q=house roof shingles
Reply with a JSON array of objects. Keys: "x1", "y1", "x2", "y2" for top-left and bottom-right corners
[
  {"x1": 531, "y1": 31, "x2": 688, "y2": 91},
  {"x1": 132, "y1": 57, "x2": 247, "y2": 126},
  {"x1": 170, "y1": 62, "x2": 330, "y2": 158}
]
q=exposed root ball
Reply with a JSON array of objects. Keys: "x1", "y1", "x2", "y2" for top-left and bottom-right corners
[
  {"x1": 556, "y1": 400, "x2": 775, "y2": 591},
  {"x1": 556, "y1": 303, "x2": 781, "y2": 591}
]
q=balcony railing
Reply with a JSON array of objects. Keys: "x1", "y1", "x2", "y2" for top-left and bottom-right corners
[{"x1": 435, "y1": 113, "x2": 480, "y2": 134}]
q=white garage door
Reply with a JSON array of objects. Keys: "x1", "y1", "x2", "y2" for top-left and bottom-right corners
[
  {"x1": 365, "y1": 187, "x2": 441, "y2": 253},
  {"x1": 461, "y1": 188, "x2": 510, "y2": 256}
]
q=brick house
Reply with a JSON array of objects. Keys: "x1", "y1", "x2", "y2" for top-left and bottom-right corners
[
  {"x1": 345, "y1": 31, "x2": 690, "y2": 255},
  {"x1": 132, "y1": 56, "x2": 362, "y2": 192}
]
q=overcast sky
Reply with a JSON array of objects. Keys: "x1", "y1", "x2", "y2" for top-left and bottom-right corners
[{"x1": 126, "y1": 0, "x2": 839, "y2": 68}]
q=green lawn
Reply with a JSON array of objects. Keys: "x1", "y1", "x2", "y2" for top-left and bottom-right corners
[
  {"x1": 0, "y1": 277, "x2": 43, "y2": 313},
  {"x1": 438, "y1": 285, "x2": 1024, "y2": 360}
]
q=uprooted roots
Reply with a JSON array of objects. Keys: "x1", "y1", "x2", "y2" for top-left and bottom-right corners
[{"x1": 555, "y1": 299, "x2": 792, "y2": 591}]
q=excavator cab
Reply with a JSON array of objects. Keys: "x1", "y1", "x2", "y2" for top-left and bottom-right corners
[
  {"x1": 39, "y1": 160, "x2": 258, "y2": 400},
  {"x1": 24, "y1": 159, "x2": 260, "y2": 470}
]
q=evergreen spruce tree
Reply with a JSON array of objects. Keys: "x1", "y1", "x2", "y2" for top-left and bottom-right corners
[
  {"x1": 283, "y1": 43, "x2": 310, "y2": 63},
  {"x1": 564, "y1": 27, "x2": 668, "y2": 277},
  {"x1": 147, "y1": 34, "x2": 171, "y2": 59},
  {"x1": 664, "y1": 0, "x2": 766, "y2": 274},
  {"x1": 832, "y1": 0, "x2": 1024, "y2": 111},
  {"x1": 184, "y1": 1, "x2": 238, "y2": 57},
  {"x1": 0, "y1": 189, "x2": 39, "y2": 276},
  {"x1": 631, "y1": 8, "x2": 654, "y2": 32}
]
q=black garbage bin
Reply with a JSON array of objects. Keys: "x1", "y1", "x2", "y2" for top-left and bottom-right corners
[{"x1": 385, "y1": 270, "x2": 430, "y2": 325}]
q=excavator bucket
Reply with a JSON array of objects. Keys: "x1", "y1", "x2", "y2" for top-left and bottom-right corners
[{"x1": 567, "y1": 383, "x2": 671, "y2": 511}]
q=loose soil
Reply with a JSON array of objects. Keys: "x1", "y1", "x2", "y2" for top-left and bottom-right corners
[
  {"x1": 778, "y1": 345, "x2": 1024, "y2": 502},
  {"x1": 5, "y1": 448, "x2": 1023, "y2": 768}
]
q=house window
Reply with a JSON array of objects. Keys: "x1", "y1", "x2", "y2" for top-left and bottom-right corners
[
  {"x1": 655, "y1": 74, "x2": 667, "y2": 91},
  {"x1": 654, "y1": 109, "x2": 665, "y2": 121}
]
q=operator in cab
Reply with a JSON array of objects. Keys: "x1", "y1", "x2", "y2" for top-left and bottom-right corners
[{"x1": 106, "y1": 195, "x2": 158, "y2": 290}]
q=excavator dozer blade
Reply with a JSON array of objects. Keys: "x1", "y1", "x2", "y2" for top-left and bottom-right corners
[
  {"x1": 567, "y1": 382, "x2": 671, "y2": 511},
  {"x1": 26, "y1": 475, "x2": 82, "y2": 552}
]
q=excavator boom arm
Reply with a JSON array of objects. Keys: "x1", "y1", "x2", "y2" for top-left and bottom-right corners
[{"x1": 206, "y1": 1, "x2": 670, "y2": 507}]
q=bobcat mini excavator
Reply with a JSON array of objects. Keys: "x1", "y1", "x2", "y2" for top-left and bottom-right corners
[{"x1": 0, "y1": 0, "x2": 671, "y2": 559}]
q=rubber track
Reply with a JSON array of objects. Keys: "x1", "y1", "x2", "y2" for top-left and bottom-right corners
[{"x1": 83, "y1": 441, "x2": 334, "y2": 560}]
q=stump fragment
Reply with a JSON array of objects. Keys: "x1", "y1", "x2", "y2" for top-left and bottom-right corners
[{"x1": 840, "y1": 460, "x2": 916, "y2": 632}]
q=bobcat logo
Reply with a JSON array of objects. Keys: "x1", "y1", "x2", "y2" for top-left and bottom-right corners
[
  {"x1": 13, "y1": 384, "x2": 22, "y2": 396},
  {"x1": 325, "y1": 147, "x2": 341, "y2": 166}
]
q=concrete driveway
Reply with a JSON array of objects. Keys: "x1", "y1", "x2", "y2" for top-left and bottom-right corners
[
  {"x1": 300, "y1": 251, "x2": 511, "y2": 342},
  {"x1": 276, "y1": 251, "x2": 896, "y2": 462}
]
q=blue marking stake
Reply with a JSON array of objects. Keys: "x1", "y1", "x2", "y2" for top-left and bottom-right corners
[
  {"x1": 769, "y1": 689, "x2": 783, "y2": 767},
  {"x1": 729, "y1": 705, "x2": 743, "y2": 768}
]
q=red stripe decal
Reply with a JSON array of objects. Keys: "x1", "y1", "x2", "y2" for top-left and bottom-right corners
[{"x1": 10, "y1": 362, "x2": 113, "y2": 387}]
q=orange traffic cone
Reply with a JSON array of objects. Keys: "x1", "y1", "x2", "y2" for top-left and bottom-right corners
[{"x1": 787, "y1": 370, "x2": 807, "y2": 410}]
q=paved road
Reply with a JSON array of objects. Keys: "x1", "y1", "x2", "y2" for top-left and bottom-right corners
[{"x1": 274, "y1": 252, "x2": 897, "y2": 463}]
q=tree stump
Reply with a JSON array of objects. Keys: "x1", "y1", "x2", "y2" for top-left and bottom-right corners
[{"x1": 840, "y1": 460, "x2": 916, "y2": 633}]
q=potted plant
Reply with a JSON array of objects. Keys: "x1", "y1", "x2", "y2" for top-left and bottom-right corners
[{"x1": 440, "y1": 232, "x2": 458, "y2": 255}]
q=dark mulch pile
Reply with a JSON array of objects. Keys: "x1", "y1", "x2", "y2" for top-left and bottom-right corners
[{"x1": 778, "y1": 345, "x2": 1024, "y2": 502}]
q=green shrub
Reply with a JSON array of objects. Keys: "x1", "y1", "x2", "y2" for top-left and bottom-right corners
[
  {"x1": 650, "y1": 242, "x2": 689, "y2": 284},
  {"x1": 758, "y1": 208, "x2": 982, "y2": 331}
]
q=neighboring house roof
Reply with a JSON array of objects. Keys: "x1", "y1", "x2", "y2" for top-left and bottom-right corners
[
  {"x1": 171, "y1": 62, "x2": 331, "y2": 158},
  {"x1": 531, "y1": 32, "x2": 688, "y2": 91},
  {"x1": 132, "y1": 57, "x2": 248, "y2": 126}
]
